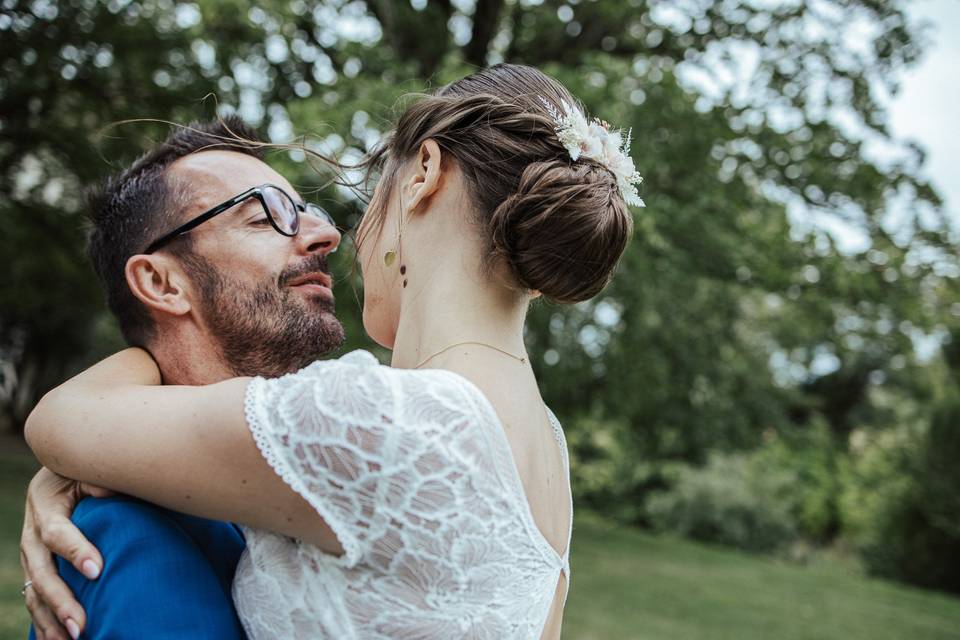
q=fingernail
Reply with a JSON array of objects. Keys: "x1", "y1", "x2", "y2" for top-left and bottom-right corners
[
  {"x1": 65, "y1": 618, "x2": 80, "y2": 640},
  {"x1": 81, "y1": 559, "x2": 100, "y2": 579}
]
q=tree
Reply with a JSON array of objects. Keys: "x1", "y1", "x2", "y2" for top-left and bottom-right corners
[{"x1": 1, "y1": 2, "x2": 956, "y2": 544}]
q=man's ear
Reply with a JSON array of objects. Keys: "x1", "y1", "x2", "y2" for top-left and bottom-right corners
[
  {"x1": 402, "y1": 139, "x2": 444, "y2": 215},
  {"x1": 125, "y1": 254, "x2": 193, "y2": 318}
]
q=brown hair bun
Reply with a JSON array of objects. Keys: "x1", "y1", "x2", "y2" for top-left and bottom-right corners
[{"x1": 490, "y1": 158, "x2": 633, "y2": 303}]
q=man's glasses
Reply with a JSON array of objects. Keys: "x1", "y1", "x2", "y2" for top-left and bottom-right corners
[{"x1": 143, "y1": 184, "x2": 336, "y2": 254}]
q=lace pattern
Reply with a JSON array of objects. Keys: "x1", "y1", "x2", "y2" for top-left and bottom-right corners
[{"x1": 233, "y1": 350, "x2": 572, "y2": 640}]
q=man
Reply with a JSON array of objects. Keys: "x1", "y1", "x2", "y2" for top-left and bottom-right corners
[{"x1": 20, "y1": 117, "x2": 345, "y2": 639}]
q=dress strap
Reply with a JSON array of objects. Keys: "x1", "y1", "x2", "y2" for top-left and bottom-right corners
[{"x1": 545, "y1": 408, "x2": 574, "y2": 583}]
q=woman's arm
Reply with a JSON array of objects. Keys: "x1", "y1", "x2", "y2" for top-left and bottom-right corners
[{"x1": 24, "y1": 348, "x2": 343, "y2": 552}]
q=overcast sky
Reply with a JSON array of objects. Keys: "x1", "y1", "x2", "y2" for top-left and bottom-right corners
[{"x1": 888, "y1": 0, "x2": 959, "y2": 226}]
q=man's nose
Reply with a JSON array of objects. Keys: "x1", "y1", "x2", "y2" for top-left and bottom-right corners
[{"x1": 296, "y1": 213, "x2": 341, "y2": 256}]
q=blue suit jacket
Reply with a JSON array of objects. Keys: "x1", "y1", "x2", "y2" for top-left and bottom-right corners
[{"x1": 29, "y1": 496, "x2": 247, "y2": 639}]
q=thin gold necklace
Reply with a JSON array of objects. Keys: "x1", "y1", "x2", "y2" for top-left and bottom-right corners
[{"x1": 414, "y1": 340, "x2": 528, "y2": 369}]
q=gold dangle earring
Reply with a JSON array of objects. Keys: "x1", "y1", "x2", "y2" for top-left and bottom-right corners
[{"x1": 383, "y1": 204, "x2": 407, "y2": 269}]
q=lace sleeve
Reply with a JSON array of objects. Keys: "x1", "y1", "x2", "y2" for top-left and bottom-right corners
[{"x1": 243, "y1": 350, "x2": 476, "y2": 568}]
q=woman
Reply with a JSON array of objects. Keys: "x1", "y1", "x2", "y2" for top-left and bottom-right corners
[{"x1": 26, "y1": 64, "x2": 642, "y2": 639}]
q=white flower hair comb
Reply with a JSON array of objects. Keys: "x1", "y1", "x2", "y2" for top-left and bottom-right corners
[{"x1": 540, "y1": 97, "x2": 645, "y2": 207}]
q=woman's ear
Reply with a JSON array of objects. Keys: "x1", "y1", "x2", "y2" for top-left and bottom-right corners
[
  {"x1": 125, "y1": 254, "x2": 193, "y2": 319},
  {"x1": 402, "y1": 139, "x2": 443, "y2": 215}
]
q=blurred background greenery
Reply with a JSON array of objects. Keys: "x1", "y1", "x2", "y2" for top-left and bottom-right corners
[{"x1": 2, "y1": 0, "x2": 959, "y2": 638}]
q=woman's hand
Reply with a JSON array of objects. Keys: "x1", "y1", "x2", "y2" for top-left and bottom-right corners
[{"x1": 20, "y1": 467, "x2": 113, "y2": 640}]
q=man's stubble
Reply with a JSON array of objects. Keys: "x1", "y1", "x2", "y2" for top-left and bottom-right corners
[{"x1": 183, "y1": 252, "x2": 346, "y2": 378}]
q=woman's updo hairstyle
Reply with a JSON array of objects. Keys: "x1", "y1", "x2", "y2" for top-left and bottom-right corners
[{"x1": 363, "y1": 63, "x2": 635, "y2": 304}]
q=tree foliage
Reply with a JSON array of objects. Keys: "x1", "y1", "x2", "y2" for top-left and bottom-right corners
[{"x1": 2, "y1": 1, "x2": 958, "y2": 588}]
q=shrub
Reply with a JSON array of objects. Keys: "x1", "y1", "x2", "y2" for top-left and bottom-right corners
[
  {"x1": 749, "y1": 418, "x2": 842, "y2": 543},
  {"x1": 845, "y1": 391, "x2": 960, "y2": 594},
  {"x1": 565, "y1": 417, "x2": 661, "y2": 524},
  {"x1": 644, "y1": 449, "x2": 798, "y2": 553}
]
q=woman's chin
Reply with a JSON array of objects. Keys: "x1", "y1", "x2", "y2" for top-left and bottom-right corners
[
  {"x1": 368, "y1": 329, "x2": 396, "y2": 351},
  {"x1": 362, "y1": 309, "x2": 396, "y2": 351}
]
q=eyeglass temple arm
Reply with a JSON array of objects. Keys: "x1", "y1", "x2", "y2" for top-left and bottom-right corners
[{"x1": 143, "y1": 186, "x2": 261, "y2": 254}]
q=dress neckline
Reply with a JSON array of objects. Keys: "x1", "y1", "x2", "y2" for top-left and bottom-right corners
[{"x1": 441, "y1": 370, "x2": 573, "y2": 568}]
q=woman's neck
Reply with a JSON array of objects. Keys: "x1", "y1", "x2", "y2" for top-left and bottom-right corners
[{"x1": 390, "y1": 259, "x2": 529, "y2": 371}]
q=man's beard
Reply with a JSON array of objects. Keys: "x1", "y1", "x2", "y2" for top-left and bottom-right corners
[{"x1": 184, "y1": 252, "x2": 346, "y2": 378}]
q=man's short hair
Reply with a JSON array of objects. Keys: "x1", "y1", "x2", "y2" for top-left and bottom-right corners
[{"x1": 87, "y1": 116, "x2": 265, "y2": 346}]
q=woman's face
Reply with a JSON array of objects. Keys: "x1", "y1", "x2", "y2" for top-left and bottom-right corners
[{"x1": 356, "y1": 165, "x2": 405, "y2": 349}]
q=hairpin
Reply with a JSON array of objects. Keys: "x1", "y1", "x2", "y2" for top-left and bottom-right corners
[{"x1": 540, "y1": 97, "x2": 645, "y2": 207}]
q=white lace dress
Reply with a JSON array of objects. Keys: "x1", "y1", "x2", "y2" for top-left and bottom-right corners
[{"x1": 232, "y1": 349, "x2": 572, "y2": 640}]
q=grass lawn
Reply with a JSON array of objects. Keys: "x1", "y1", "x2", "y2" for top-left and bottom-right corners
[
  {"x1": 563, "y1": 513, "x2": 960, "y2": 640},
  {"x1": 2, "y1": 439, "x2": 959, "y2": 640},
  {"x1": 1, "y1": 438, "x2": 38, "y2": 640}
]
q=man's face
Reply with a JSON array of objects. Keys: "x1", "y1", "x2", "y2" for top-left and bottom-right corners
[{"x1": 164, "y1": 150, "x2": 345, "y2": 377}]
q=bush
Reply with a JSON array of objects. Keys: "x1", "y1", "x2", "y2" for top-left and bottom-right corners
[
  {"x1": 642, "y1": 418, "x2": 847, "y2": 554},
  {"x1": 837, "y1": 421, "x2": 919, "y2": 560},
  {"x1": 644, "y1": 449, "x2": 798, "y2": 554},
  {"x1": 565, "y1": 417, "x2": 662, "y2": 524},
  {"x1": 749, "y1": 418, "x2": 842, "y2": 543},
  {"x1": 844, "y1": 391, "x2": 960, "y2": 594}
]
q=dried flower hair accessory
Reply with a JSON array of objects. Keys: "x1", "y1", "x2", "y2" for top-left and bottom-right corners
[{"x1": 540, "y1": 97, "x2": 645, "y2": 207}]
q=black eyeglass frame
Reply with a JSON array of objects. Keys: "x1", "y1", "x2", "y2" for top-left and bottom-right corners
[{"x1": 143, "y1": 183, "x2": 335, "y2": 254}]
